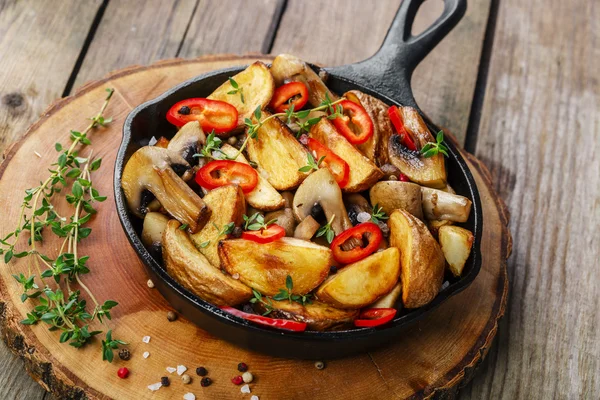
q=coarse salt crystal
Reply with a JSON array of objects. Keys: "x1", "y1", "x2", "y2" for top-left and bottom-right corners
[
  {"x1": 251, "y1": 396, "x2": 259, "y2": 400},
  {"x1": 232, "y1": 273, "x2": 240, "y2": 280},
  {"x1": 148, "y1": 136, "x2": 158, "y2": 146},
  {"x1": 143, "y1": 351, "x2": 150, "y2": 359},
  {"x1": 166, "y1": 366, "x2": 177, "y2": 374},
  {"x1": 142, "y1": 336, "x2": 151, "y2": 343},
  {"x1": 177, "y1": 365, "x2": 187, "y2": 375},
  {"x1": 147, "y1": 382, "x2": 162, "y2": 391},
  {"x1": 357, "y1": 212, "x2": 371, "y2": 223},
  {"x1": 183, "y1": 393, "x2": 195, "y2": 400},
  {"x1": 441, "y1": 281, "x2": 450, "y2": 290},
  {"x1": 241, "y1": 384, "x2": 251, "y2": 394}
]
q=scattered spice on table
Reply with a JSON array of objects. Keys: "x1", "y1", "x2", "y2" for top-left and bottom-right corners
[
  {"x1": 196, "y1": 367, "x2": 208, "y2": 376},
  {"x1": 147, "y1": 382, "x2": 162, "y2": 391},
  {"x1": 251, "y1": 396, "x2": 260, "y2": 400},
  {"x1": 201, "y1": 377, "x2": 212, "y2": 387},
  {"x1": 167, "y1": 311, "x2": 178, "y2": 321},
  {"x1": 118, "y1": 348, "x2": 131, "y2": 361},
  {"x1": 147, "y1": 279, "x2": 155, "y2": 288},
  {"x1": 241, "y1": 384, "x2": 251, "y2": 394},
  {"x1": 183, "y1": 393, "x2": 195, "y2": 400},
  {"x1": 117, "y1": 367, "x2": 129, "y2": 379},
  {"x1": 237, "y1": 362, "x2": 248, "y2": 372},
  {"x1": 315, "y1": 361, "x2": 325, "y2": 370},
  {"x1": 142, "y1": 336, "x2": 151, "y2": 344},
  {"x1": 181, "y1": 374, "x2": 191, "y2": 384},
  {"x1": 161, "y1": 376, "x2": 170, "y2": 387},
  {"x1": 177, "y1": 365, "x2": 188, "y2": 375},
  {"x1": 232, "y1": 375, "x2": 243, "y2": 385},
  {"x1": 143, "y1": 351, "x2": 150, "y2": 359},
  {"x1": 166, "y1": 366, "x2": 177, "y2": 374}
]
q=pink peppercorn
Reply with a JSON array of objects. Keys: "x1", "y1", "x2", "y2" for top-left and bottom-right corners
[
  {"x1": 232, "y1": 375, "x2": 243, "y2": 385},
  {"x1": 117, "y1": 367, "x2": 129, "y2": 379}
]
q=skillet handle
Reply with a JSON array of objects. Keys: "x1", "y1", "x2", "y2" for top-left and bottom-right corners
[{"x1": 326, "y1": 0, "x2": 466, "y2": 108}]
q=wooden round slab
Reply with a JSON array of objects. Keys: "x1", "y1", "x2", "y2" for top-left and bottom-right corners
[{"x1": 0, "y1": 55, "x2": 510, "y2": 399}]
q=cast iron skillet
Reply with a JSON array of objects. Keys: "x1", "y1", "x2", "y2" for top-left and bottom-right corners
[{"x1": 115, "y1": 0, "x2": 481, "y2": 359}]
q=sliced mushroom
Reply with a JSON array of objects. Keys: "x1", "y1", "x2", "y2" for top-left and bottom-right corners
[
  {"x1": 344, "y1": 194, "x2": 371, "y2": 226},
  {"x1": 141, "y1": 212, "x2": 170, "y2": 253},
  {"x1": 387, "y1": 107, "x2": 446, "y2": 188},
  {"x1": 265, "y1": 208, "x2": 296, "y2": 237},
  {"x1": 121, "y1": 146, "x2": 210, "y2": 232},
  {"x1": 421, "y1": 187, "x2": 472, "y2": 223},
  {"x1": 167, "y1": 121, "x2": 206, "y2": 168},
  {"x1": 292, "y1": 168, "x2": 352, "y2": 235},
  {"x1": 294, "y1": 215, "x2": 320, "y2": 240},
  {"x1": 270, "y1": 54, "x2": 338, "y2": 107}
]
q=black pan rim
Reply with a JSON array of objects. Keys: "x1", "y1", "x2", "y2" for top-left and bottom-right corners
[{"x1": 114, "y1": 64, "x2": 483, "y2": 343}]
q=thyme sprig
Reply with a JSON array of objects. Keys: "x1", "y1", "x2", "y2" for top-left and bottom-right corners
[
  {"x1": 421, "y1": 130, "x2": 449, "y2": 158},
  {"x1": 249, "y1": 289, "x2": 273, "y2": 316},
  {"x1": 192, "y1": 131, "x2": 226, "y2": 160},
  {"x1": 298, "y1": 152, "x2": 325, "y2": 173},
  {"x1": 0, "y1": 88, "x2": 127, "y2": 362},
  {"x1": 227, "y1": 77, "x2": 245, "y2": 104},
  {"x1": 316, "y1": 214, "x2": 336, "y2": 244},
  {"x1": 243, "y1": 213, "x2": 277, "y2": 231},
  {"x1": 273, "y1": 275, "x2": 313, "y2": 305},
  {"x1": 370, "y1": 204, "x2": 389, "y2": 224}
]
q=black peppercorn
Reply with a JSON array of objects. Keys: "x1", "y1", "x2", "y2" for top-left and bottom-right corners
[
  {"x1": 118, "y1": 348, "x2": 131, "y2": 361},
  {"x1": 329, "y1": 265, "x2": 338, "y2": 274},
  {"x1": 167, "y1": 311, "x2": 177, "y2": 321},
  {"x1": 232, "y1": 226, "x2": 243, "y2": 238},
  {"x1": 196, "y1": 366, "x2": 208, "y2": 377},
  {"x1": 237, "y1": 362, "x2": 248, "y2": 372},
  {"x1": 178, "y1": 105, "x2": 191, "y2": 115},
  {"x1": 201, "y1": 377, "x2": 212, "y2": 387},
  {"x1": 161, "y1": 376, "x2": 170, "y2": 387}
]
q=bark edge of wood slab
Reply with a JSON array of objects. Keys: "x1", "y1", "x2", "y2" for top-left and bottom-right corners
[{"x1": 0, "y1": 55, "x2": 510, "y2": 400}]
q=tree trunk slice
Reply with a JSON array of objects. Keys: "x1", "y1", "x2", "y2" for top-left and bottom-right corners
[{"x1": 0, "y1": 55, "x2": 510, "y2": 400}]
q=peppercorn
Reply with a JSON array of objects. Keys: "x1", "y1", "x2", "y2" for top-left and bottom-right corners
[
  {"x1": 167, "y1": 311, "x2": 178, "y2": 322},
  {"x1": 181, "y1": 374, "x2": 191, "y2": 384},
  {"x1": 196, "y1": 367, "x2": 208, "y2": 377},
  {"x1": 161, "y1": 376, "x2": 170, "y2": 387},
  {"x1": 388, "y1": 175, "x2": 398, "y2": 181},
  {"x1": 237, "y1": 362, "x2": 248, "y2": 372},
  {"x1": 315, "y1": 361, "x2": 325, "y2": 370},
  {"x1": 118, "y1": 348, "x2": 131, "y2": 361},
  {"x1": 200, "y1": 377, "x2": 212, "y2": 387},
  {"x1": 242, "y1": 371, "x2": 253, "y2": 383},
  {"x1": 329, "y1": 265, "x2": 338, "y2": 274},
  {"x1": 232, "y1": 226, "x2": 243, "y2": 238},
  {"x1": 227, "y1": 136, "x2": 238, "y2": 145},
  {"x1": 232, "y1": 375, "x2": 243, "y2": 385},
  {"x1": 117, "y1": 367, "x2": 129, "y2": 379},
  {"x1": 179, "y1": 105, "x2": 191, "y2": 115},
  {"x1": 147, "y1": 279, "x2": 155, "y2": 288}
]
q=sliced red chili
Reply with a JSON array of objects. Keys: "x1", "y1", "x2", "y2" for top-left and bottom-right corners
[
  {"x1": 354, "y1": 308, "x2": 397, "y2": 328},
  {"x1": 195, "y1": 160, "x2": 258, "y2": 194},
  {"x1": 241, "y1": 224, "x2": 286, "y2": 244},
  {"x1": 306, "y1": 138, "x2": 350, "y2": 188},
  {"x1": 167, "y1": 98, "x2": 238, "y2": 135},
  {"x1": 330, "y1": 100, "x2": 373, "y2": 145},
  {"x1": 398, "y1": 173, "x2": 410, "y2": 182},
  {"x1": 388, "y1": 105, "x2": 417, "y2": 151},
  {"x1": 220, "y1": 306, "x2": 307, "y2": 332},
  {"x1": 330, "y1": 222, "x2": 383, "y2": 264},
  {"x1": 269, "y1": 82, "x2": 309, "y2": 113}
]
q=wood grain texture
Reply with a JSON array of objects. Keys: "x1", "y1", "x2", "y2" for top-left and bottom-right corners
[
  {"x1": 0, "y1": 0, "x2": 102, "y2": 151},
  {"x1": 458, "y1": 0, "x2": 600, "y2": 399},
  {"x1": 270, "y1": 0, "x2": 491, "y2": 144},
  {"x1": 0, "y1": 56, "x2": 508, "y2": 400},
  {"x1": 0, "y1": 332, "x2": 45, "y2": 400},
  {"x1": 72, "y1": 0, "x2": 198, "y2": 90},
  {"x1": 177, "y1": 0, "x2": 283, "y2": 58}
]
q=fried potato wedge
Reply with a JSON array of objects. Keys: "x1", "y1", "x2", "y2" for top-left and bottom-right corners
[
  {"x1": 256, "y1": 299, "x2": 359, "y2": 331},
  {"x1": 309, "y1": 119, "x2": 383, "y2": 192},
  {"x1": 162, "y1": 220, "x2": 252, "y2": 306},
  {"x1": 426, "y1": 219, "x2": 453, "y2": 239},
  {"x1": 218, "y1": 237, "x2": 333, "y2": 296},
  {"x1": 246, "y1": 110, "x2": 310, "y2": 190},
  {"x1": 438, "y1": 225, "x2": 474, "y2": 277},
  {"x1": 344, "y1": 90, "x2": 393, "y2": 165},
  {"x1": 208, "y1": 61, "x2": 274, "y2": 132},
  {"x1": 370, "y1": 283, "x2": 402, "y2": 309},
  {"x1": 270, "y1": 54, "x2": 337, "y2": 107},
  {"x1": 220, "y1": 144, "x2": 285, "y2": 211},
  {"x1": 316, "y1": 248, "x2": 400, "y2": 309},
  {"x1": 388, "y1": 209, "x2": 445, "y2": 308},
  {"x1": 369, "y1": 181, "x2": 423, "y2": 219},
  {"x1": 387, "y1": 107, "x2": 446, "y2": 188},
  {"x1": 190, "y1": 185, "x2": 246, "y2": 267},
  {"x1": 421, "y1": 187, "x2": 472, "y2": 222}
]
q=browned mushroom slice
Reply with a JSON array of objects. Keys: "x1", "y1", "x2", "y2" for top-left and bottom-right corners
[
  {"x1": 292, "y1": 168, "x2": 353, "y2": 236},
  {"x1": 270, "y1": 54, "x2": 338, "y2": 107},
  {"x1": 167, "y1": 121, "x2": 206, "y2": 167},
  {"x1": 121, "y1": 146, "x2": 210, "y2": 232},
  {"x1": 294, "y1": 215, "x2": 321, "y2": 240},
  {"x1": 141, "y1": 212, "x2": 170, "y2": 253},
  {"x1": 421, "y1": 187, "x2": 472, "y2": 222},
  {"x1": 387, "y1": 107, "x2": 447, "y2": 188},
  {"x1": 264, "y1": 208, "x2": 296, "y2": 237},
  {"x1": 369, "y1": 181, "x2": 423, "y2": 220}
]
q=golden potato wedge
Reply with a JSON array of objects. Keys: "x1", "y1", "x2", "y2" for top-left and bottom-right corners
[
  {"x1": 388, "y1": 209, "x2": 445, "y2": 308},
  {"x1": 207, "y1": 62, "x2": 274, "y2": 132},
  {"x1": 309, "y1": 119, "x2": 383, "y2": 193},
  {"x1": 246, "y1": 110, "x2": 310, "y2": 190},
  {"x1": 190, "y1": 185, "x2": 246, "y2": 267},
  {"x1": 421, "y1": 187, "x2": 472, "y2": 222},
  {"x1": 218, "y1": 237, "x2": 333, "y2": 296},
  {"x1": 256, "y1": 299, "x2": 359, "y2": 331},
  {"x1": 162, "y1": 220, "x2": 252, "y2": 306},
  {"x1": 141, "y1": 212, "x2": 170, "y2": 252},
  {"x1": 316, "y1": 248, "x2": 400, "y2": 309},
  {"x1": 344, "y1": 90, "x2": 393, "y2": 165},
  {"x1": 370, "y1": 283, "x2": 402, "y2": 309},
  {"x1": 387, "y1": 107, "x2": 446, "y2": 188},
  {"x1": 220, "y1": 144, "x2": 285, "y2": 211},
  {"x1": 426, "y1": 218, "x2": 453, "y2": 239},
  {"x1": 438, "y1": 225, "x2": 474, "y2": 277},
  {"x1": 369, "y1": 181, "x2": 423, "y2": 219},
  {"x1": 270, "y1": 54, "x2": 337, "y2": 107}
]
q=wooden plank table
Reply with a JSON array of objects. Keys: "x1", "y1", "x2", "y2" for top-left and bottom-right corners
[{"x1": 0, "y1": 0, "x2": 597, "y2": 398}]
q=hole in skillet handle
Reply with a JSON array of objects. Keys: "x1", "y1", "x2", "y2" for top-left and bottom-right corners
[{"x1": 114, "y1": 59, "x2": 482, "y2": 359}]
